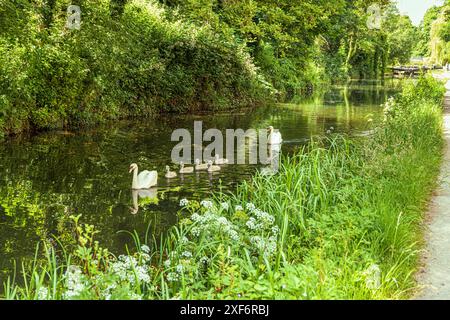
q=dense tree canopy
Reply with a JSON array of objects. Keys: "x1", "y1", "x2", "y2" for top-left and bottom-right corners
[
  {"x1": 0, "y1": 0, "x2": 431, "y2": 136},
  {"x1": 414, "y1": 5, "x2": 442, "y2": 57}
]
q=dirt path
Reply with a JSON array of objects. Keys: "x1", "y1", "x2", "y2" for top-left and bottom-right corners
[{"x1": 415, "y1": 79, "x2": 450, "y2": 300}]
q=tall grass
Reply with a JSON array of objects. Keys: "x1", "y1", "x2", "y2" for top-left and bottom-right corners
[{"x1": 2, "y1": 76, "x2": 446, "y2": 300}]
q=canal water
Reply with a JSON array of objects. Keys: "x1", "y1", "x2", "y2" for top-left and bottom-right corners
[{"x1": 0, "y1": 81, "x2": 401, "y2": 282}]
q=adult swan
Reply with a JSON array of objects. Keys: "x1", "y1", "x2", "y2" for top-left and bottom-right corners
[
  {"x1": 129, "y1": 163, "x2": 158, "y2": 189},
  {"x1": 267, "y1": 126, "x2": 283, "y2": 145}
]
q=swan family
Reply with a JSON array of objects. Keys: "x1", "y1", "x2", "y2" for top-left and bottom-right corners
[{"x1": 129, "y1": 126, "x2": 282, "y2": 190}]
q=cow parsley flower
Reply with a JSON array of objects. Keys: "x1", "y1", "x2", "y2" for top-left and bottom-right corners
[
  {"x1": 141, "y1": 253, "x2": 151, "y2": 262},
  {"x1": 191, "y1": 226, "x2": 201, "y2": 237},
  {"x1": 228, "y1": 229, "x2": 240, "y2": 242},
  {"x1": 181, "y1": 251, "x2": 192, "y2": 259},
  {"x1": 246, "y1": 217, "x2": 258, "y2": 230},
  {"x1": 217, "y1": 217, "x2": 229, "y2": 225},
  {"x1": 271, "y1": 225, "x2": 280, "y2": 235},
  {"x1": 37, "y1": 287, "x2": 48, "y2": 300},
  {"x1": 191, "y1": 213, "x2": 201, "y2": 222},
  {"x1": 176, "y1": 264, "x2": 184, "y2": 274},
  {"x1": 63, "y1": 266, "x2": 85, "y2": 299},
  {"x1": 179, "y1": 198, "x2": 189, "y2": 207},
  {"x1": 364, "y1": 264, "x2": 381, "y2": 290},
  {"x1": 110, "y1": 255, "x2": 151, "y2": 284},
  {"x1": 200, "y1": 200, "x2": 213, "y2": 209},
  {"x1": 180, "y1": 236, "x2": 189, "y2": 244},
  {"x1": 167, "y1": 272, "x2": 179, "y2": 282},
  {"x1": 220, "y1": 202, "x2": 229, "y2": 210}
]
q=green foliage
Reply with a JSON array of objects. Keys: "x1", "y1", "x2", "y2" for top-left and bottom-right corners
[
  {"x1": 0, "y1": 0, "x2": 267, "y2": 135},
  {"x1": 3, "y1": 77, "x2": 445, "y2": 300},
  {"x1": 429, "y1": 3, "x2": 450, "y2": 64},
  {"x1": 0, "y1": 0, "x2": 423, "y2": 136},
  {"x1": 414, "y1": 5, "x2": 442, "y2": 56},
  {"x1": 384, "y1": 7, "x2": 417, "y2": 65}
]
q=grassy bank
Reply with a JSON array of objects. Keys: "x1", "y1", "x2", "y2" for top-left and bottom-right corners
[
  {"x1": 2, "y1": 76, "x2": 446, "y2": 300},
  {"x1": 0, "y1": 0, "x2": 268, "y2": 136}
]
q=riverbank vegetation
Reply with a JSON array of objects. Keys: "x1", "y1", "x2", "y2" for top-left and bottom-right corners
[
  {"x1": 0, "y1": 0, "x2": 420, "y2": 136},
  {"x1": 3, "y1": 76, "x2": 445, "y2": 300},
  {"x1": 0, "y1": 0, "x2": 267, "y2": 136}
]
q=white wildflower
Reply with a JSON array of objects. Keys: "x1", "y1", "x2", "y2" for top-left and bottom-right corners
[
  {"x1": 228, "y1": 229, "x2": 240, "y2": 242},
  {"x1": 180, "y1": 236, "x2": 189, "y2": 244},
  {"x1": 181, "y1": 251, "x2": 192, "y2": 259},
  {"x1": 271, "y1": 226, "x2": 280, "y2": 235},
  {"x1": 191, "y1": 226, "x2": 201, "y2": 237},
  {"x1": 164, "y1": 260, "x2": 171, "y2": 268},
  {"x1": 191, "y1": 213, "x2": 201, "y2": 222},
  {"x1": 110, "y1": 255, "x2": 151, "y2": 284},
  {"x1": 246, "y1": 217, "x2": 258, "y2": 230},
  {"x1": 200, "y1": 200, "x2": 213, "y2": 209},
  {"x1": 217, "y1": 217, "x2": 229, "y2": 225},
  {"x1": 220, "y1": 202, "x2": 229, "y2": 210},
  {"x1": 141, "y1": 253, "x2": 151, "y2": 262},
  {"x1": 364, "y1": 264, "x2": 381, "y2": 290},
  {"x1": 63, "y1": 265, "x2": 85, "y2": 299},
  {"x1": 179, "y1": 198, "x2": 189, "y2": 207},
  {"x1": 37, "y1": 287, "x2": 48, "y2": 300},
  {"x1": 167, "y1": 272, "x2": 179, "y2": 282}
]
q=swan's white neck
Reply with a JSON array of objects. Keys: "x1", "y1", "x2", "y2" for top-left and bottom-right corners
[{"x1": 132, "y1": 167, "x2": 139, "y2": 189}]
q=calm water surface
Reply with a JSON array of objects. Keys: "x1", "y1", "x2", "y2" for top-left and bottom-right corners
[{"x1": 0, "y1": 82, "x2": 401, "y2": 281}]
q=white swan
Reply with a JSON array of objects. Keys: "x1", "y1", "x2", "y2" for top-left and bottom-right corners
[
  {"x1": 214, "y1": 154, "x2": 229, "y2": 165},
  {"x1": 165, "y1": 166, "x2": 177, "y2": 179},
  {"x1": 129, "y1": 163, "x2": 158, "y2": 190},
  {"x1": 267, "y1": 126, "x2": 283, "y2": 145},
  {"x1": 179, "y1": 161, "x2": 194, "y2": 174},
  {"x1": 207, "y1": 160, "x2": 221, "y2": 172},
  {"x1": 195, "y1": 159, "x2": 208, "y2": 171}
]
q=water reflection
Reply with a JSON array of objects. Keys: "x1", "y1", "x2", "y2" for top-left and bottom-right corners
[
  {"x1": 131, "y1": 189, "x2": 158, "y2": 215},
  {"x1": 260, "y1": 144, "x2": 281, "y2": 176}
]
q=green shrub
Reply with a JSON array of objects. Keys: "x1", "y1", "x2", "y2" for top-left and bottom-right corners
[{"x1": 0, "y1": 0, "x2": 269, "y2": 135}]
